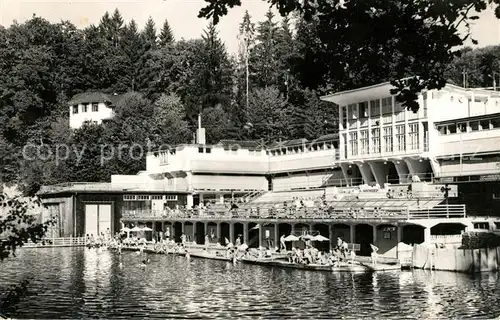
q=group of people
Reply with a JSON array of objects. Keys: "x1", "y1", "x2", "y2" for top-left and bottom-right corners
[
  {"x1": 85, "y1": 229, "x2": 113, "y2": 248},
  {"x1": 286, "y1": 237, "x2": 356, "y2": 266}
]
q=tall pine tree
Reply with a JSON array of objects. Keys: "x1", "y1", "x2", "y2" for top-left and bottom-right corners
[
  {"x1": 253, "y1": 10, "x2": 279, "y2": 88},
  {"x1": 159, "y1": 18, "x2": 175, "y2": 46}
]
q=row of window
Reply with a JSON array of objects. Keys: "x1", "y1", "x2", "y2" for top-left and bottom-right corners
[
  {"x1": 123, "y1": 195, "x2": 178, "y2": 201},
  {"x1": 438, "y1": 118, "x2": 500, "y2": 135},
  {"x1": 348, "y1": 123, "x2": 420, "y2": 155},
  {"x1": 72, "y1": 104, "x2": 99, "y2": 114},
  {"x1": 342, "y1": 97, "x2": 396, "y2": 121}
]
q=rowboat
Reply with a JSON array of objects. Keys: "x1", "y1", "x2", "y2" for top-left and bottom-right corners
[
  {"x1": 240, "y1": 257, "x2": 400, "y2": 273},
  {"x1": 188, "y1": 251, "x2": 233, "y2": 262}
]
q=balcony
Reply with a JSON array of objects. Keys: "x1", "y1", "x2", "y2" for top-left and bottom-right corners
[{"x1": 120, "y1": 204, "x2": 466, "y2": 222}]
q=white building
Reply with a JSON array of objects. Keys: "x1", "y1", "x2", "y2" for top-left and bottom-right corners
[{"x1": 68, "y1": 92, "x2": 122, "y2": 129}]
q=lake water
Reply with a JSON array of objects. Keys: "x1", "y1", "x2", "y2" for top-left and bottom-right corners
[{"x1": 0, "y1": 247, "x2": 499, "y2": 319}]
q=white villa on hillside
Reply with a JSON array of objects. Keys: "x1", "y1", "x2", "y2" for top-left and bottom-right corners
[{"x1": 68, "y1": 92, "x2": 124, "y2": 129}]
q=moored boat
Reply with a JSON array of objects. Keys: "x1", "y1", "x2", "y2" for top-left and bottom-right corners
[
  {"x1": 188, "y1": 250, "x2": 233, "y2": 262},
  {"x1": 240, "y1": 257, "x2": 400, "y2": 273}
]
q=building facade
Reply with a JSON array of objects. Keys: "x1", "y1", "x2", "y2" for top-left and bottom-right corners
[{"x1": 38, "y1": 81, "x2": 500, "y2": 257}]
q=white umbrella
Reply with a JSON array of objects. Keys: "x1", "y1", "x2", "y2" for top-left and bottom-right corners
[
  {"x1": 141, "y1": 226, "x2": 153, "y2": 231},
  {"x1": 284, "y1": 234, "x2": 300, "y2": 242},
  {"x1": 300, "y1": 234, "x2": 314, "y2": 240},
  {"x1": 312, "y1": 234, "x2": 330, "y2": 242},
  {"x1": 131, "y1": 226, "x2": 142, "y2": 232},
  {"x1": 122, "y1": 227, "x2": 131, "y2": 232},
  {"x1": 238, "y1": 243, "x2": 249, "y2": 251}
]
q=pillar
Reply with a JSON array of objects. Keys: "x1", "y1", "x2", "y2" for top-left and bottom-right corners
[
  {"x1": 181, "y1": 221, "x2": 185, "y2": 233},
  {"x1": 357, "y1": 163, "x2": 376, "y2": 185},
  {"x1": 274, "y1": 224, "x2": 279, "y2": 250},
  {"x1": 350, "y1": 225, "x2": 355, "y2": 243},
  {"x1": 258, "y1": 226, "x2": 263, "y2": 248},
  {"x1": 229, "y1": 223, "x2": 235, "y2": 244},
  {"x1": 397, "y1": 225, "x2": 402, "y2": 243},
  {"x1": 368, "y1": 162, "x2": 389, "y2": 187},
  {"x1": 219, "y1": 194, "x2": 224, "y2": 204},
  {"x1": 243, "y1": 223, "x2": 248, "y2": 244},
  {"x1": 193, "y1": 223, "x2": 197, "y2": 243},
  {"x1": 393, "y1": 160, "x2": 411, "y2": 183},
  {"x1": 187, "y1": 194, "x2": 194, "y2": 209},
  {"x1": 424, "y1": 226, "x2": 432, "y2": 244},
  {"x1": 199, "y1": 194, "x2": 205, "y2": 205},
  {"x1": 204, "y1": 222, "x2": 208, "y2": 241},
  {"x1": 216, "y1": 223, "x2": 221, "y2": 240},
  {"x1": 329, "y1": 224, "x2": 335, "y2": 250}
]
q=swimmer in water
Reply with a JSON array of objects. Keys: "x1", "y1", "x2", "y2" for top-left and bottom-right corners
[{"x1": 140, "y1": 258, "x2": 150, "y2": 268}]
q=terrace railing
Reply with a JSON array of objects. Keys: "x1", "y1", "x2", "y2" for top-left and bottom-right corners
[
  {"x1": 22, "y1": 236, "x2": 87, "y2": 248},
  {"x1": 121, "y1": 203, "x2": 467, "y2": 222}
]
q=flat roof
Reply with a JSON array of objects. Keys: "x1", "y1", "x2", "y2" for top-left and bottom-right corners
[
  {"x1": 320, "y1": 82, "x2": 396, "y2": 106},
  {"x1": 321, "y1": 81, "x2": 500, "y2": 106},
  {"x1": 434, "y1": 112, "x2": 500, "y2": 125},
  {"x1": 37, "y1": 182, "x2": 190, "y2": 196}
]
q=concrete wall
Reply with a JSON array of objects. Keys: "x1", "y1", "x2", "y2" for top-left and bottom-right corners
[{"x1": 412, "y1": 244, "x2": 500, "y2": 273}]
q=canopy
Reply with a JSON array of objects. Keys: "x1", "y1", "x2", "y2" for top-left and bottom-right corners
[
  {"x1": 121, "y1": 227, "x2": 131, "y2": 232},
  {"x1": 312, "y1": 234, "x2": 330, "y2": 242},
  {"x1": 141, "y1": 226, "x2": 153, "y2": 231},
  {"x1": 130, "y1": 226, "x2": 142, "y2": 232},
  {"x1": 284, "y1": 234, "x2": 300, "y2": 242}
]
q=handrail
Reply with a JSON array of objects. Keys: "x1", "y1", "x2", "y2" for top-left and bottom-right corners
[
  {"x1": 121, "y1": 203, "x2": 466, "y2": 221},
  {"x1": 23, "y1": 237, "x2": 87, "y2": 247}
]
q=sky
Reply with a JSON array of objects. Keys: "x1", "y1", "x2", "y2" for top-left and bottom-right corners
[{"x1": 0, "y1": 0, "x2": 499, "y2": 55}]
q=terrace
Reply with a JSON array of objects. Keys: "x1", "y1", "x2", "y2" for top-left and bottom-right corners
[{"x1": 121, "y1": 203, "x2": 466, "y2": 222}]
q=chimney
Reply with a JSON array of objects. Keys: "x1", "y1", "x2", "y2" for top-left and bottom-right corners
[{"x1": 196, "y1": 113, "x2": 206, "y2": 145}]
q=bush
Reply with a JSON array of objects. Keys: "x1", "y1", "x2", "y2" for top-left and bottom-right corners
[{"x1": 461, "y1": 232, "x2": 500, "y2": 249}]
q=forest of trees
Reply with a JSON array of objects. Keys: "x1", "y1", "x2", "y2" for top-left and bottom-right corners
[{"x1": 0, "y1": 9, "x2": 499, "y2": 195}]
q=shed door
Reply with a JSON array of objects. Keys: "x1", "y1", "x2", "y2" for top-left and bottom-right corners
[
  {"x1": 85, "y1": 204, "x2": 98, "y2": 237},
  {"x1": 98, "y1": 204, "x2": 111, "y2": 235},
  {"x1": 85, "y1": 204, "x2": 112, "y2": 237}
]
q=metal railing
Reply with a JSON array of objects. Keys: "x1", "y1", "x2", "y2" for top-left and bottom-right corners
[
  {"x1": 121, "y1": 203, "x2": 466, "y2": 222},
  {"x1": 22, "y1": 237, "x2": 87, "y2": 248}
]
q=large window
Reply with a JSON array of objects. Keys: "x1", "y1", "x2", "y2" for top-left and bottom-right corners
[
  {"x1": 359, "y1": 102, "x2": 368, "y2": 118},
  {"x1": 360, "y1": 130, "x2": 369, "y2": 154},
  {"x1": 408, "y1": 123, "x2": 419, "y2": 150},
  {"x1": 341, "y1": 106, "x2": 347, "y2": 129},
  {"x1": 383, "y1": 127, "x2": 393, "y2": 152},
  {"x1": 72, "y1": 105, "x2": 78, "y2": 114},
  {"x1": 382, "y1": 97, "x2": 392, "y2": 114},
  {"x1": 370, "y1": 100, "x2": 380, "y2": 117},
  {"x1": 349, "y1": 132, "x2": 358, "y2": 156},
  {"x1": 396, "y1": 125, "x2": 406, "y2": 151},
  {"x1": 348, "y1": 104, "x2": 357, "y2": 120},
  {"x1": 371, "y1": 128, "x2": 380, "y2": 154},
  {"x1": 92, "y1": 103, "x2": 99, "y2": 112},
  {"x1": 82, "y1": 104, "x2": 88, "y2": 113}
]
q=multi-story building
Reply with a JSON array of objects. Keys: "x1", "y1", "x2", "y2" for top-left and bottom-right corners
[
  {"x1": 69, "y1": 92, "x2": 122, "y2": 129},
  {"x1": 38, "y1": 81, "x2": 500, "y2": 258}
]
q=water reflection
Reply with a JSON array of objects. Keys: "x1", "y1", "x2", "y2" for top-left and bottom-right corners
[{"x1": 0, "y1": 248, "x2": 499, "y2": 319}]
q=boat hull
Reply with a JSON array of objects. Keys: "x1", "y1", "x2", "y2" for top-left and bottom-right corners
[{"x1": 241, "y1": 258, "x2": 400, "y2": 273}]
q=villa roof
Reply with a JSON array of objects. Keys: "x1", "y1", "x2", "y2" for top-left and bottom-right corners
[{"x1": 68, "y1": 92, "x2": 124, "y2": 106}]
